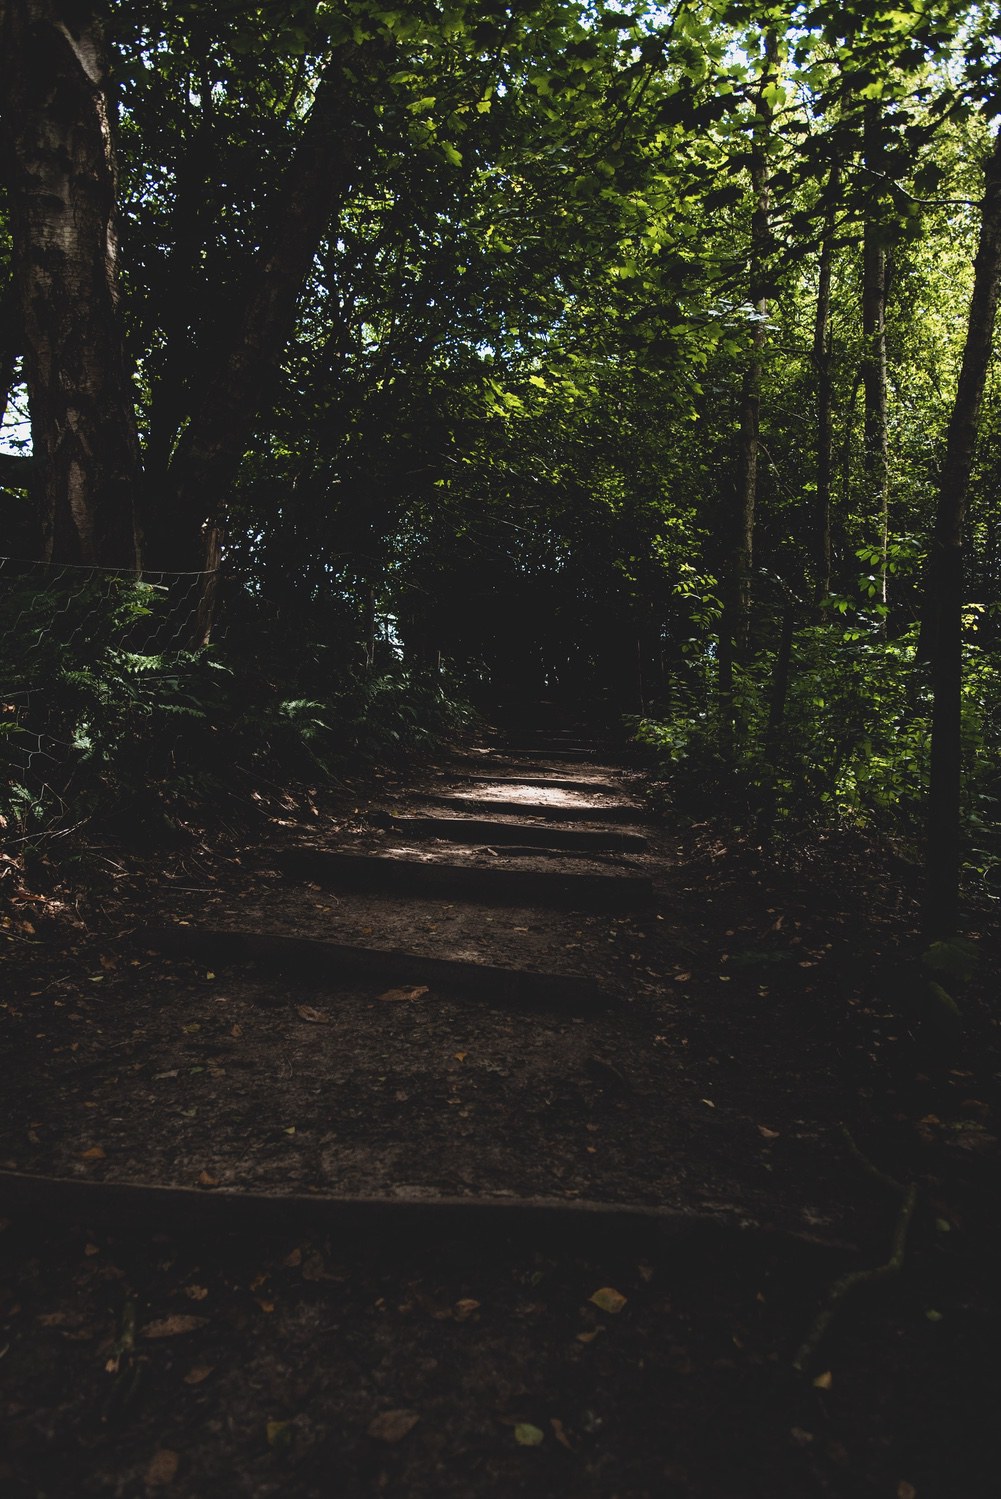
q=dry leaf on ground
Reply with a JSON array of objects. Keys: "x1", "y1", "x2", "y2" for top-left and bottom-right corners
[
  {"x1": 589, "y1": 1286, "x2": 627, "y2": 1314},
  {"x1": 142, "y1": 1314, "x2": 208, "y2": 1338},
  {"x1": 550, "y1": 1417, "x2": 574, "y2": 1449},
  {"x1": 145, "y1": 1449, "x2": 180, "y2": 1486},
  {"x1": 367, "y1": 1409, "x2": 420, "y2": 1443},
  {"x1": 296, "y1": 1004, "x2": 330, "y2": 1024},
  {"x1": 378, "y1": 985, "x2": 430, "y2": 1003}
]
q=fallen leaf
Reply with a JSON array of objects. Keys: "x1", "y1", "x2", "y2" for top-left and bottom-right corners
[
  {"x1": 576, "y1": 1328, "x2": 602, "y2": 1344},
  {"x1": 284, "y1": 1248, "x2": 303, "y2": 1268},
  {"x1": 197, "y1": 1170, "x2": 219, "y2": 1188},
  {"x1": 183, "y1": 1365, "x2": 214, "y2": 1385},
  {"x1": 368, "y1": 1409, "x2": 420, "y2": 1443},
  {"x1": 589, "y1": 1286, "x2": 627, "y2": 1314},
  {"x1": 145, "y1": 1449, "x2": 180, "y2": 1487},
  {"x1": 700, "y1": 1098, "x2": 716, "y2": 1109},
  {"x1": 83, "y1": 1243, "x2": 100, "y2": 1257},
  {"x1": 301, "y1": 1252, "x2": 326, "y2": 1281},
  {"x1": 142, "y1": 1314, "x2": 207, "y2": 1338},
  {"x1": 184, "y1": 1285, "x2": 208, "y2": 1302},
  {"x1": 378, "y1": 985, "x2": 429, "y2": 1003},
  {"x1": 204, "y1": 971, "x2": 216, "y2": 980},
  {"x1": 454, "y1": 1298, "x2": 480, "y2": 1321},
  {"x1": 673, "y1": 971, "x2": 692, "y2": 983},
  {"x1": 296, "y1": 1004, "x2": 330, "y2": 1024},
  {"x1": 813, "y1": 1370, "x2": 833, "y2": 1390},
  {"x1": 80, "y1": 1145, "x2": 105, "y2": 1161},
  {"x1": 514, "y1": 1423, "x2": 545, "y2": 1447},
  {"x1": 757, "y1": 1125, "x2": 781, "y2": 1140},
  {"x1": 453, "y1": 1051, "x2": 467, "y2": 1062},
  {"x1": 550, "y1": 1417, "x2": 574, "y2": 1450}
]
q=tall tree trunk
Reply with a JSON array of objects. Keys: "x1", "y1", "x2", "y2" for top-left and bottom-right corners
[
  {"x1": 718, "y1": 32, "x2": 776, "y2": 750},
  {"x1": 814, "y1": 161, "x2": 840, "y2": 605},
  {"x1": 0, "y1": 0, "x2": 141, "y2": 570},
  {"x1": 151, "y1": 45, "x2": 377, "y2": 599},
  {"x1": 924, "y1": 130, "x2": 1001, "y2": 937},
  {"x1": 0, "y1": 278, "x2": 20, "y2": 432},
  {"x1": 861, "y1": 104, "x2": 889, "y2": 607}
]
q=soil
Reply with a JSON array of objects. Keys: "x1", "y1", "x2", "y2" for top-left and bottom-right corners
[{"x1": 2, "y1": 724, "x2": 1000, "y2": 1497}]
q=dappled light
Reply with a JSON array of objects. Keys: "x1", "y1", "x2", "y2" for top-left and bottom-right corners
[{"x1": 2, "y1": 2, "x2": 1000, "y2": 1495}]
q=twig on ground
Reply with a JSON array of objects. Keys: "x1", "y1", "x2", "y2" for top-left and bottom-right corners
[{"x1": 793, "y1": 1129, "x2": 918, "y2": 1372}]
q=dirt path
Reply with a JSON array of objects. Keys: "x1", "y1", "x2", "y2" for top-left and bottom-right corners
[
  {"x1": 0, "y1": 730, "x2": 854, "y2": 1232},
  {"x1": 1, "y1": 728, "x2": 999, "y2": 1496}
]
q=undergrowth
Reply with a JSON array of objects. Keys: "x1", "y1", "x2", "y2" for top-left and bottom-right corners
[
  {"x1": 0, "y1": 574, "x2": 475, "y2": 861},
  {"x1": 629, "y1": 620, "x2": 1001, "y2": 897}
]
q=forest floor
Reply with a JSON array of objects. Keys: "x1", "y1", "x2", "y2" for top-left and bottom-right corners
[{"x1": 1, "y1": 720, "x2": 1000, "y2": 1498}]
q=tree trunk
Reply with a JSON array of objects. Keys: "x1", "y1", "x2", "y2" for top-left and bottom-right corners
[
  {"x1": 0, "y1": 278, "x2": 20, "y2": 432},
  {"x1": 861, "y1": 105, "x2": 889, "y2": 608},
  {"x1": 0, "y1": 0, "x2": 141, "y2": 570},
  {"x1": 718, "y1": 32, "x2": 776, "y2": 750},
  {"x1": 814, "y1": 161, "x2": 840, "y2": 605},
  {"x1": 152, "y1": 45, "x2": 377, "y2": 591},
  {"x1": 924, "y1": 129, "x2": 1001, "y2": 937}
]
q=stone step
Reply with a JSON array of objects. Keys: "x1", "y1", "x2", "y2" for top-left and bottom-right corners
[
  {"x1": 140, "y1": 924, "x2": 609, "y2": 1009},
  {"x1": 372, "y1": 812, "x2": 648, "y2": 853},
  {"x1": 277, "y1": 847, "x2": 653, "y2": 909},
  {"x1": 454, "y1": 773, "x2": 624, "y2": 795},
  {"x1": 413, "y1": 791, "x2": 649, "y2": 824}
]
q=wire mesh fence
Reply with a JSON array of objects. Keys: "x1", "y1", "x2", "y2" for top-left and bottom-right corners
[{"x1": 1, "y1": 556, "x2": 221, "y2": 840}]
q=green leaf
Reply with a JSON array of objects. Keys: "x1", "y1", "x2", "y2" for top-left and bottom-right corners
[{"x1": 514, "y1": 1423, "x2": 545, "y2": 1446}]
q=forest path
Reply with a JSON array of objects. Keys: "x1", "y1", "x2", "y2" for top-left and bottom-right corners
[
  {"x1": 3, "y1": 729, "x2": 993, "y2": 1499},
  {"x1": 2, "y1": 724, "x2": 857, "y2": 1243}
]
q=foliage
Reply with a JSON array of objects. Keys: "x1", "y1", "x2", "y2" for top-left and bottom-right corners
[
  {"x1": 0, "y1": 576, "x2": 474, "y2": 848},
  {"x1": 3, "y1": 0, "x2": 1001, "y2": 911}
]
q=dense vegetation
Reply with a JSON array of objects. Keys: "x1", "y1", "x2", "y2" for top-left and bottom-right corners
[{"x1": 2, "y1": 0, "x2": 1001, "y2": 933}]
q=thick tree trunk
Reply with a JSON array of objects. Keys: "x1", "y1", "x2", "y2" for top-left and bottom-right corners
[
  {"x1": 718, "y1": 33, "x2": 776, "y2": 750},
  {"x1": 924, "y1": 130, "x2": 1001, "y2": 937},
  {"x1": 861, "y1": 105, "x2": 889, "y2": 607},
  {"x1": 0, "y1": 0, "x2": 141, "y2": 570},
  {"x1": 152, "y1": 46, "x2": 376, "y2": 591}
]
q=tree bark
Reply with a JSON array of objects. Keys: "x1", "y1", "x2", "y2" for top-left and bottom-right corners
[
  {"x1": 151, "y1": 45, "x2": 376, "y2": 590},
  {"x1": 0, "y1": 278, "x2": 20, "y2": 432},
  {"x1": 718, "y1": 32, "x2": 776, "y2": 750},
  {"x1": 861, "y1": 104, "x2": 889, "y2": 608},
  {"x1": 814, "y1": 161, "x2": 840, "y2": 605},
  {"x1": 0, "y1": 0, "x2": 141, "y2": 570},
  {"x1": 924, "y1": 129, "x2": 1001, "y2": 937}
]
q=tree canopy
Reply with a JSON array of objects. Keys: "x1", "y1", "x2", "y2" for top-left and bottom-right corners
[{"x1": 3, "y1": 0, "x2": 1001, "y2": 932}]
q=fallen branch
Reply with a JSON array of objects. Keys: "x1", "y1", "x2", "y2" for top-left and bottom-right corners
[{"x1": 793, "y1": 1129, "x2": 918, "y2": 1372}]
